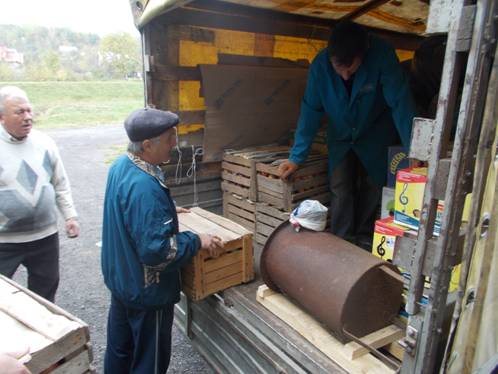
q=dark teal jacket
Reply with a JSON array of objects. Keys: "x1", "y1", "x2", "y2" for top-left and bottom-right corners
[
  {"x1": 289, "y1": 36, "x2": 416, "y2": 186},
  {"x1": 101, "y1": 155, "x2": 200, "y2": 310}
]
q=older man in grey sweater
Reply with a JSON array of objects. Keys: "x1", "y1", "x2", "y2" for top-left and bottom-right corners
[{"x1": 0, "y1": 86, "x2": 79, "y2": 302}]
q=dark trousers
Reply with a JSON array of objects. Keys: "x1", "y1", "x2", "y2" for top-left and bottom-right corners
[
  {"x1": 105, "y1": 295, "x2": 175, "y2": 374},
  {"x1": 329, "y1": 151, "x2": 382, "y2": 250},
  {"x1": 0, "y1": 233, "x2": 59, "y2": 302}
]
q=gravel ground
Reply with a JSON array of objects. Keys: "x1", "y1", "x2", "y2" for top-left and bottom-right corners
[{"x1": 14, "y1": 125, "x2": 213, "y2": 373}]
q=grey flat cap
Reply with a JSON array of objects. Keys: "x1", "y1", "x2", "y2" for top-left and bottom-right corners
[{"x1": 124, "y1": 108, "x2": 179, "y2": 141}]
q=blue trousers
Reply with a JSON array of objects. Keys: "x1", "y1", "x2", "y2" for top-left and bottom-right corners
[{"x1": 104, "y1": 295, "x2": 175, "y2": 374}]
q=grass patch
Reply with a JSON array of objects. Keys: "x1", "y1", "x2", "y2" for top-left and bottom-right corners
[
  {"x1": 105, "y1": 144, "x2": 128, "y2": 165},
  {"x1": 1, "y1": 81, "x2": 143, "y2": 128}
]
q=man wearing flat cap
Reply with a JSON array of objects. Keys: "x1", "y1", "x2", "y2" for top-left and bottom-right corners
[{"x1": 101, "y1": 108, "x2": 223, "y2": 373}]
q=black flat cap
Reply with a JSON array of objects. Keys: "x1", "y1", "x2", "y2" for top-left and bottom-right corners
[{"x1": 124, "y1": 108, "x2": 179, "y2": 142}]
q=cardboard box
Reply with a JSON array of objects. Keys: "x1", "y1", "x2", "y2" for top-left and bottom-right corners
[
  {"x1": 394, "y1": 167, "x2": 444, "y2": 235},
  {"x1": 387, "y1": 146, "x2": 409, "y2": 188},
  {"x1": 372, "y1": 217, "x2": 410, "y2": 262}
]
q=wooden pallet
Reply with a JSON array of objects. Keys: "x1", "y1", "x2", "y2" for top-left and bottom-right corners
[
  {"x1": 221, "y1": 146, "x2": 289, "y2": 201},
  {"x1": 0, "y1": 275, "x2": 94, "y2": 374},
  {"x1": 222, "y1": 192, "x2": 256, "y2": 232},
  {"x1": 257, "y1": 285, "x2": 403, "y2": 373},
  {"x1": 179, "y1": 207, "x2": 254, "y2": 301},
  {"x1": 256, "y1": 155, "x2": 330, "y2": 211}
]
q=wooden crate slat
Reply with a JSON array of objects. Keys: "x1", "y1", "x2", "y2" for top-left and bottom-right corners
[
  {"x1": 291, "y1": 185, "x2": 330, "y2": 202},
  {"x1": 228, "y1": 204, "x2": 256, "y2": 222},
  {"x1": 221, "y1": 181, "x2": 250, "y2": 198},
  {"x1": 205, "y1": 261, "x2": 244, "y2": 283},
  {"x1": 292, "y1": 174, "x2": 328, "y2": 191},
  {"x1": 190, "y1": 207, "x2": 251, "y2": 236},
  {"x1": 179, "y1": 212, "x2": 241, "y2": 241},
  {"x1": 224, "y1": 193, "x2": 256, "y2": 212},
  {"x1": 223, "y1": 154, "x2": 253, "y2": 167},
  {"x1": 204, "y1": 250, "x2": 242, "y2": 272},
  {"x1": 221, "y1": 161, "x2": 252, "y2": 177},
  {"x1": 225, "y1": 213, "x2": 255, "y2": 232},
  {"x1": 242, "y1": 235, "x2": 254, "y2": 282},
  {"x1": 50, "y1": 346, "x2": 92, "y2": 374},
  {"x1": 222, "y1": 170, "x2": 252, "y2": 187},
  {"x1": 204, "y1": 273, "x2": 245, "y2": 296},
  {"x1": 256, "y1": 203, "x2": 291, "y2": 219},
  {"x1": 256, "y1": 222, "x2": 276, "y2": 237},
  {"x1": 255, "y1": 233, "x2": 268, "y2": 245},
  {"x1": 258, "y1": 191, "x2": 286, "y2": 210},
  {"x1": 257, "y1": 175, "x2": 285, "y2": 194},
  {"x1": 256, "y1": 212, "x2": 286, "y2": 228}
]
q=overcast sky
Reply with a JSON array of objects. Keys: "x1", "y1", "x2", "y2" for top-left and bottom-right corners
[{"x1": 1, "y1": 0, "x2": 139, "y2": 36}]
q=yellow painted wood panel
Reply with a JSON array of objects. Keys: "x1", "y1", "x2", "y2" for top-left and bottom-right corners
[
  {"x1": 273, "y1": 35, "x2": 326, "y2": 62},
  {"x1": 179, "y1": 40, "x2": 218, "y2": 67},
  {"x1": 179, "y1": 81, "x2": 205, "y2": 110},
  {"x1": 215, "y1": 29, "x2": 256, "y2": 56}
]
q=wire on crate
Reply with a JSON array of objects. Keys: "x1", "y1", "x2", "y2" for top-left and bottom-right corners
[{"x1": 186, "y1": 145, "x2": 204, "y2": 207}]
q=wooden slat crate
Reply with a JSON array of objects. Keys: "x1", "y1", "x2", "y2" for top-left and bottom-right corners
[
  {"x1": 222, "y1": 192, "x2": 256, "y2": 232},
  {"x1": 254, "y1": 203, "x2": 290, "y2": 258},
  {"x1": 221, "y1": 146, "x2": 289, "y2": 201},
  {"x1": 179, "y1": 207, "x2": 254, "y2": 301},
  {"x1": 0, "y1": 275, "x2": 94, "y2": 374},
  {"x1": 256, "y1": 155, "x2": 330, "y2": 211}
]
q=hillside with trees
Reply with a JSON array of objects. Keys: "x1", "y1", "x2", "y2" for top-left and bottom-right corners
[{"x1": 0, "y1": 25, "x2": 141, "y2": 81}]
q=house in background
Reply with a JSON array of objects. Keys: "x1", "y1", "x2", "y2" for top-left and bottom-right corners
[{"x1": 0, "y1": 46, "x2": 24, "y2": 65}]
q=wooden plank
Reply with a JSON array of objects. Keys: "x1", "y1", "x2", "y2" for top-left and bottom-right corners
[
  {"x1": 190, "y1": 207, "x2": 251, "y2": 236},
  {"x1": 225, "y1": 213, "x2": 255, "y2": 232},
  {"x1": 50, "y1": 347, "x2": 92, "y2": 374},
  {"x1": 292, "y1": 185, "x2": 330, "y2": 202},
  {"x1": 257, "y1": 175, "x2": 285, "y2": 194},
  {"x1": 224, "y1": 193, "x2": 256, "y2": 212},
  {"x1": 205, "y1": 273, "x2": 244, "y2": 296},
  {"x1": 255, "y1": 233, "x2": 268, "y2": 246},
  {"x1": 242, "y1": 235, "x2": 254, "y2": 282},
  {"x1": 292, "y1": 174, "x2": 328, "y2": 191},
  {"x1": 258, "y1": 191, "x2": 286, "y2": 210},
  {"x1": 256, "y1": 212, "x2": 286, "y2": 228},
  {"x1": 222, "y1": 171, "x2": 252, "y2": 188},
  {"x1": 178, "y1": 110, "x2": 205, "y2": 125},
  {"x1": 256, "y1": 285, "x2": 395, "y2": 374},
  {"x1": 179, "y1": 210, "x2": 241, "y2": 241},
  {"x1": 204, "y1": 250, "x2": 242, "y2": 273},
  {"x1": 256, "y1": 222, "x2": 276, "y2": 237},
  {"x1": 343, "y1": 325, "x2": 404, "y2": 360},
  {"x1": 153, "y1": 63, "x2": 201, "y2": 81},
  {"x1": 256, "y1": 204, "x2": 290, "y2": 219},
  {"x1": 222, "y1": 181, "x2": 250, "y2": 198},
  {"x1": 223, "y1": 154, "x2": 253, "y2": 167},
  {"x1": 205, "y1": 261, "x2": 243, "y2": 283},
  {"x1": 222, "y1": 161, "x2": 252, "y2": 177},
  {"x1": 227, "y1": 205, "x2": 255, "y2": 222}
]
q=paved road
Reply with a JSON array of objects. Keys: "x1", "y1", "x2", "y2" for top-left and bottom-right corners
[{"x1": 16, "y1": 125, "x2": 212, "y2": 373}]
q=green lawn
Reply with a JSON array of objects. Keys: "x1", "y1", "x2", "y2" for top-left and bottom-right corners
[{"x1": 0, "y1": 81, "x2": 144, "y2": 128}]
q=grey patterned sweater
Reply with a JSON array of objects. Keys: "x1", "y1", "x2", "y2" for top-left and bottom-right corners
[{"x1": 0, "y1": 125, "x2": 77, "y2": 243}]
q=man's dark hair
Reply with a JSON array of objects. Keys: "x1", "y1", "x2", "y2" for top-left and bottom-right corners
[{"x1": 328, "y1": 21, "x2": 368, "y2": 67}]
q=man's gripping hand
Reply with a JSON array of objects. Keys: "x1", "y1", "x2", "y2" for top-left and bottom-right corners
[
  {"x1": 278, "y1": 160, "x2": 298, "y2": 181},
  {"x1": 198, "y1": 234, "x2": 224, "y2": 258}
]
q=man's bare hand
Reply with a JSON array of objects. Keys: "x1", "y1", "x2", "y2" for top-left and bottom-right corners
[
  {"x1": 278, "y1": 160, "x2": 298, "y2": 181},
  {"x1": 198, "y1": 234, "x2": 224, "y2": 258},
  {"x1": 176, "y1": 207, "x2": 191, "y2": 213},
  {"x1": 0, "y1": 352, "x2": 32, "y2": 374},
  {"x1": 65, "y1": 218, "x2": 80, "y2": 238}
]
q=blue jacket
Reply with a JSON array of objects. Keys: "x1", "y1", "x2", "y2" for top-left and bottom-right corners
[
  {"x1": 101, "y1": 155, "x2": 200, "y2": 310},
  {"x1": 289, "y1": 36, "x2": 416, "y2": 186}
]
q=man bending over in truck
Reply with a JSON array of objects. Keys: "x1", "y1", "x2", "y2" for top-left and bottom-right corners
[{"x1": 279, "y1": 21, "x2": 416, "y2": 250}]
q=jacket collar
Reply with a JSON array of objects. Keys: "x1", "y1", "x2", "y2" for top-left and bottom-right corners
[{"x1": 127, "y1": 152, "x2": 168, "y2": 188}]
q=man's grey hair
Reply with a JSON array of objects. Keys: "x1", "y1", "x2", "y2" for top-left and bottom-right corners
[
  {"x1": 127, "y1": 135, "x2": 161, "y2": 154},
  {"x1": 0, "y1": 86, "x2": 29, "y2": 114}
]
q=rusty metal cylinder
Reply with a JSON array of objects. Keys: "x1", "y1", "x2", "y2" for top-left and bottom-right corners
[{"x1": 260, "y1": 222, "x2": 403, "y2": 343}]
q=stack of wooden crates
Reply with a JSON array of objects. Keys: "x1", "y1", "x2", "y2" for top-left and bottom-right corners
[
  {"x1": 221, "y1": 146, "x2": 330, "y2": 267},
  {"x1": 0, "y1": 275, "x2": 93, "y2": 373}
]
